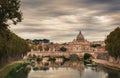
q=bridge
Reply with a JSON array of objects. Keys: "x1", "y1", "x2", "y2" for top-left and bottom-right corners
[{"x1": 27, "y1": 51, "x2": 105, "y2": 59}]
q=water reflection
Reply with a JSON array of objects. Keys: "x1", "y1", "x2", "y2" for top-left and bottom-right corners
[{"x1": 27, "y1": 61, "x2": 120, "y2": 78}]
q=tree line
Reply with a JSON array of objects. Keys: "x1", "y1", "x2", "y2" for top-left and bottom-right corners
[
  {"x1": 0, "y1": 29, "x2": 30, "y2": 64},
  {"x1": 105, "y1": 27, "x2": 120, "y2": 59},
  {"x1": 0, "y1": 0, "x2": 30, "y2": 65}
]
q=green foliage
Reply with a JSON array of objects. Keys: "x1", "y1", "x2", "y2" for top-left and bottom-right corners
[
  {"x1": 0, "y1": 29, "x2": 30, "y2": 64},
  {"x1": 105, "y1": 27, "x2": 120, "y2": 59},
  {"x1": 5, "y1": 63, "x2": 29, "y2": 78},
  {"x1": 42, "y1": 39, "x2": 50, "y2": 43},
  {"x1": 91, "y1": 44, "x2": 101, "y2": 48},
  {"x1": 84, "y1": 53, "x2": 92, "y2": 60},
  {"x1": 32, "y1": 39, "x2": 50, "y2": 45},
  {"x1": 0, "y1": 0, "x2": 22, "y2": 29},
  {"x1": 0, "y1": 0, "x2": 30, "y2": 67},
  {"x1": 0, "y1": 61, "x2": 23, "y2": 78},
  {"x1": 69, "y1": 54, "x2": 80, "y2": 61}
]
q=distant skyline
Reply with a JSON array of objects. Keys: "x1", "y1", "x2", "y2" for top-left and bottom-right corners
[{"x1": 10, "y1": 0, "x2": 120, "y2": 43}]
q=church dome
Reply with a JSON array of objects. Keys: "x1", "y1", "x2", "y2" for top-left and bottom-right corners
[{"x1": 76, "y1": 31, "x2": 85, "y2": 42}]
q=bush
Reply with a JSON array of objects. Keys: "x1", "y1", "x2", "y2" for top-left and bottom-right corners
[
  {"x1": 84, "y1": 53, "x2": 92, "y2": 60},
  {"x1": 6, "y1": 63, "x2": 29, "y2": 78}
]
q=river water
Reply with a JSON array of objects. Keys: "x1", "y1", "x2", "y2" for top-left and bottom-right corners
[{"x1": 27, "y1": 62, "x2": 120, "y2": 78}]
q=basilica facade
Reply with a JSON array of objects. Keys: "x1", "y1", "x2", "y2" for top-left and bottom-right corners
[{"x1": 67, "y1": 31, "x2": 92, "y2": 52}]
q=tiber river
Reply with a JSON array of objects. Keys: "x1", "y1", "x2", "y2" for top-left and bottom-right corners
[{"x1": 27, "y1": 61, "x2": 120, "y2": 78}]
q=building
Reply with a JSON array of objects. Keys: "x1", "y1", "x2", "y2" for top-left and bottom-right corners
[
  {"x1": 67, "y1": 31, "x2": 92, "y2": 52},
  {"x1": 30, "y1": 31, "x2": 106, "y2": 53}
]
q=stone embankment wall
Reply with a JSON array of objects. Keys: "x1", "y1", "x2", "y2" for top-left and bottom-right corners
[
  {"x1": 97, "y1": 53, "x2": 109, "y2": 61},
  {"x1": 109, "y1": 56, "x2": 120, "y2": 64}
]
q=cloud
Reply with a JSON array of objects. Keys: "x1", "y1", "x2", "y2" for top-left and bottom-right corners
[{"x1": 10, "y1": 0, "x2": 120, "y2": 43}]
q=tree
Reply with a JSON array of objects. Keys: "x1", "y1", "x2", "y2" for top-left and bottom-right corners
[
  {"x1": 0, "y1": 31, "x2": 30, "y2": 64},
  {"x1": 0, "y1": 0, "x2": 30, "y2": 66},
  {"x1": 91, "y1": 44, "x2": 101, "y2": 48},
  {"x1": 0, "y1": 0, "x2": 22, "y2": 29},
  {"x1": 105, "y1": 27, "x2": 120, "y2": 59},
  {"x1": 84, "y1": 53, "x2": 92, "y2": 60},
  {"x1": 43, "y1": 39, "x2": 50, "y2": 43}
]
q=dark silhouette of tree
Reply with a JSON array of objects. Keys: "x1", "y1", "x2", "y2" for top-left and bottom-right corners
[
  {"x1": 105, "y1": 27, "x2": 120, "y2": 59},
  {"x1": 84, "y1": 53, "x2": 92, "y2": 60},
  {"x1": 91, "y1": 44, "x2": 101, "y2": 48},
  {"x1": 0, "y1": 0, "x2": 30, "y2": 66},
  {"x1": 0, "y1": 0, "x2": 22, "y2": 29}
]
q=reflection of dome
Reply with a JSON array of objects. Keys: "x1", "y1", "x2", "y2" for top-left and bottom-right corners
[{"x1": 76, "y1": 31, "x2": 85, "y2": 42}]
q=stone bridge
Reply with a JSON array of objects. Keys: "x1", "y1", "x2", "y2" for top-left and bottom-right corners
[{"x1": 27, "y1": 51, "x2": 106, "y2": 59}]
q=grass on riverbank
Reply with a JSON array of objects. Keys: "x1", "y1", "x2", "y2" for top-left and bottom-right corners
[{"x1": 0, "y1": 61, "x2": 23, "y2": 78}]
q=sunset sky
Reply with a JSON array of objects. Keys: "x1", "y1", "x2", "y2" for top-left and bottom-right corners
[{"x1": 10, "y1": 0, "x2": 120, "y2": 43}]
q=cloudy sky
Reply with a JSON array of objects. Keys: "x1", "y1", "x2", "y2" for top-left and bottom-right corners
[{"x1": 10, "y1": 0, "x2": 120, "y2": 43}]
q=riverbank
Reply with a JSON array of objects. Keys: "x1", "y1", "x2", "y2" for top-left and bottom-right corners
[
  {"x1": 93, "y1": 59, "x2": 120, "y2": 70},
  {"x1": 0, "y1": 60, "x2": 24, "y2": 78}
]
